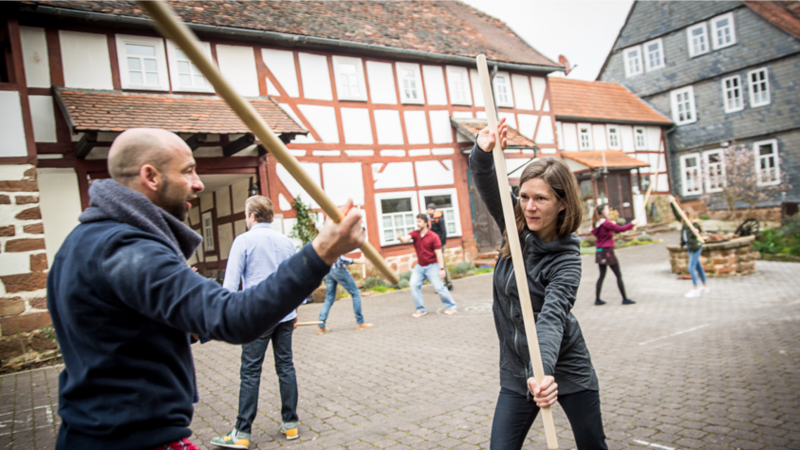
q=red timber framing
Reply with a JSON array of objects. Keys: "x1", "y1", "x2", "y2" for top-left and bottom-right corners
[{"x1": 0, "y1": 17, "x2": 38, "y2": 165}]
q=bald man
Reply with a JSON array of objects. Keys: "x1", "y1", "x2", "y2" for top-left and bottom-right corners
[{"x1": 47, "y1": 128, "x2": 365, "y2": 450}]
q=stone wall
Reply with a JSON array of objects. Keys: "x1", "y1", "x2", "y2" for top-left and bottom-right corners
[{"x1": 668, "y1": 235, "x2": 757, "y2": 277}]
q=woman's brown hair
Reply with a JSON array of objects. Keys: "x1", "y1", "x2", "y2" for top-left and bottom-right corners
[
  {"x1": 591, "y1": 204, "x2": 606, "y2": 229},
  {"x1": 500, "y1": 157, "x2": 583, "y2": 259}
]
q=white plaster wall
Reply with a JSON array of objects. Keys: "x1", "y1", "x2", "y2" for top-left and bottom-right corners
[
  {"x1": 189, "y1": 205, "x2": 200, "y2": 225},
  {"x1": 498, "y1": 112, "x2": 517, "y2": 129},
  {"x1": 297, "y1": 105, "x2": 339, "y2": 143},
  {"x1": 200, "y1": 192, "x2": 214, "y2": 212},
  {"x1": 381, "y1": 150, "x2": 405, "y2": 157},
  {"x1": 530, "y1": 77, "x2": 547, "y2": 111},
  {"x1": 372, "y1": 162, "x2": 415, "y2": 189},
  {"x1": 261, "y1": 48, "x2": 299, "y2": 97},
  {"x1": 366, "y1": 61, "x2": 396, "y2": 104},
  {"x1": 556, "y1": 121, "x2": 564, "y2": 150},
  {"x1": 657, "y1": 174, "x2": 669, "y2": 191},
  {"x1": 562, "y1": 122, "x2": 579, "y2": 151},
  {"x1": 536, "y1": 115, "x2": 554, "y2": 144},
  {"x1": 322, "y1": 163, "x2": 364, "y2": 206},
  {"x1": 28, "y1": 96, "x2": 57, "y2": 143},
  {"x1": 429, "y1": 110, "x2": 452, "y2": 144},
  {"x1": 469, "y1": 69, "x2": 484, "y2": 107},
  {"x1": 234, "y1": 219, "x2": 247, "y2": 238},
  {"x1": 620, "y1": 125, "x2": 635, "y2": 153},
  {"x1": 647, "y1": 126, "x2": 662, "y2": 151},
  {"x1": 277, "y1": 162, "x2": 321, "y2": 208},
  {"x1": 403, "y1": 111, "x2": 429, "y2": 144},
  {"x1": 374, "y1": 110, "x2": 404, "y2": 145},
  {"x1": 341, "y1": 108, "x2": 373, "y2": 144},
  {"x1": 422, "y1": 66, "x2": 447, "y2": 105},
  {"x1": 409, "y1": 149, "x2": 430, "y2": 157},
  {"x1": 506, "y1": 158, "x2": 532, "y2": 175},
  {"x1": 432, "y1": 148, "x2": 454, "y2": 155},
  {"x1": 215, "y1": 186, "x2": 231, "y2": 217},
  {"x1": 216, "y1": 44, "x2": 259, "y2": 97},
  {"x1": 415, "y1": 160, "x2": 454, "y2": 186},
  {"x1": 59, "y1": 31, "x2": 113, "y2": 89},
  {"x1": 0, "y1": 92, "x2": 29, "y2": 158},
  {"x1": 231, "y1": 178, "x2": 250, "y2": 214},
  {"x1": 217, "y1": 222, "x2": 234, "y2": 260},
  {"x1": 542, "y1": 100, "x2": 550, "y2": 112},
  {"x1": 592, "y1": 124, "x2": 608, "y2": 151},
  {"x1": 38, "y1": 168, "x2": 82, "y2": 266},
  {"x1": 277, "y1": 104, "x2": 314, "y2": 144},
  {"x1": 512, "y1": 74, "x2": 534, "y2": 110},
  {"x1": 298, "y1": 53, "x2": 332, "y2": 101},
  {"x1": 20, "y1": 27, "x2": 50, "y2": 88}
]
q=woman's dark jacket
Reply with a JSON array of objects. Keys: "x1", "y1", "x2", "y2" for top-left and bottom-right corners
[
  {"x1": 671, "y1": 203, "x2": 703, "y2": 253},
  {"x1": 470, "y1": 144, "x2": 599, "y2": 397}
]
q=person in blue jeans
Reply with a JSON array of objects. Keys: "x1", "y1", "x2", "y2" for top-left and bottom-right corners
[
  {"x1": 670, "y1": 197, "x2": 709, "y2": 298},
  {"x1": 317, "y1": 255, "x2": 373, "y2": 334},
  {"x1": 398, "y1": 214, "x2": 457, "y2": 317},
  {"x1": 212, "y1": 196, "x2": 301, "y2": 449}
]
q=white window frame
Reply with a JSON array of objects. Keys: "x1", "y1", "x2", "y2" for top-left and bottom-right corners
[
  {"x1": 748, "y1": 67, "x2": 770, "y2": 108},
  {"x1": 687, "y1": 22, "x2": 709, "y2": 58},
  {"x1": 680, "y1": 153, "x2": 704, "y2": 196},
  {"x1": 418, "y1": 188, "x2": 462, "y2": 238},
  {"x1": 446, "y1": 66, "x2": 471, "y2": 106},
  {"x1": 634, "y1": 126, "x2": 647, "y2": 150},
  {"x1": 703, "y1": 149, "x2": 726, "y2": 193},
  {"x1": 116, "y1": 34, "x2": 169, "y2": 91},
  {"x1": 202, "y1": 211, "x2": 215, "y2": 252},
  {"x1": 396, "y1": 62, "x2": 424, "y2": 105},
  {"x1": 375, "y1": 191, "x2": 419, "y2": 246},
  {"x1": 753, "y1": 139, "x2": 780, "y2": 186},
  {"x1": 166, "y1": 40, "x2": 214, "y2": 93},
  {"x1": 492, "y1": 72, "x2": 514, "y2": 108},
  {"x1": 623, "y1": 46, "x2": 644, "y2": 78},
  {"x1": 606, "y1": 125, "x2": 621, "y2": 150},
  {"x1": 332, "y1": 56, "x2": 367, "y2": 101},
  {"x1": 644, "y1": 38, "x2": 665, "y2": 72},
  {"x1": 578, "y1": 124, "x2": 593, "y2": 150},
  {"x1": 710, "y1": 12, "x2": 736, "y2": 50},
  {"x1": 670, "y1": 86, "x2": 697, "y2": 125},
  {"x1": 721, "y1": 75, "x2": 743, "y2": 113}
]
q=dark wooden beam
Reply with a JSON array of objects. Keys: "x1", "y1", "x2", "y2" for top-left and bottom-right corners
[
  {"x1": 222, "y1": 133, "x2": 255, "y2": 157},
  {"x1": 184, "y1": 133, "x2": 207, "y2": 151},
  {"x1": 256, "y1": 144, "x2": 267, "y2": 156},
  {"x1": 74, "y1": 131, "x2": 98, "y2": 159},
  {"x1": 279, "y1": 133, "x2": 296, "y2": 145}
]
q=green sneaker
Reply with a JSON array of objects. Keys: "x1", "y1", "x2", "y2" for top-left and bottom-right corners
[{"x1": 210, "y1": 429, "x2": 251, "y2": 449}]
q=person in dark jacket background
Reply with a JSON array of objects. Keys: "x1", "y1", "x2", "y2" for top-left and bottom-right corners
[
  {"x1": 471, "y1": 118, "x2": 607, "y2": 450},
  {"x1": 47, "y1": 128, "x2": 365, "y2": 450},
  {"x1": 590, "y1": 204, "x2": 638, "y2": 306},
  {"x1": 427, "y1": 203, "x2": 453, "y2": 290},
  {"x1": 670, "y1": 197, "x2": 709, "y2": 298}
]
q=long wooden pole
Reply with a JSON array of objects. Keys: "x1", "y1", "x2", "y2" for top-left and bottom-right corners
[
  {"x1": 670, "y1": 199, "x2": 705, "y2": 244},
  {"x1": 642, "y1": 171, "x2": 658, "y2": 209},
  {"x1": 476, "y1": 55, "x2": 558, "y2": 450},
  {"x1": 137, "y1": 1, "x2": 398, "y2": 285}
]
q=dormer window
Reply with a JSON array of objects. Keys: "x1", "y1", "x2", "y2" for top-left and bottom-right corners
[
  {"x1": 623, "y1": 46, "x2": 643, "y2": 77},
  {"x1": 116, "y1": 34, "x2": 169, "y2": 91}
]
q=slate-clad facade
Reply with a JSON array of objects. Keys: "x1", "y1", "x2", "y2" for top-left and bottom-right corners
[{"x1": 598, "y1": 1, "x2": 800, "y2": 214}]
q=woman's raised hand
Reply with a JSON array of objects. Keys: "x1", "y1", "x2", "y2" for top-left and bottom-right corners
[{"x1": 476, "y1": 117, "x2": 508, "y2": 153}]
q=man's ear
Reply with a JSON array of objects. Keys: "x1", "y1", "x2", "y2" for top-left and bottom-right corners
[{"x1": 140, "y1": 164, "x2": 161, "y2": 192}]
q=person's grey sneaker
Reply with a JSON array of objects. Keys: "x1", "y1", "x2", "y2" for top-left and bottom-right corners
[{"x1": 210, "y1": 429, "x2": 250, "y2": 449}]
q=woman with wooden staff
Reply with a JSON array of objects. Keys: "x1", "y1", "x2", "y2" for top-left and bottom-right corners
[
  {"x1": 471, "y1": 118, "x2": 608, "y2": 450},
  {"x1": 591, "y1": 204, "x2": 638, "y2": 306},
  {"x1": 669, "y1": 196, "x2": 709, "y2": 298}
]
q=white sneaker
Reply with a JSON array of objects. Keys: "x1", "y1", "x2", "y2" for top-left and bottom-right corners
[
  {"x1": 684, "y1": 289, "x2": 701, "y2": 298},
  {"x1": 699, "y1": 286, "x2": 710, "y2": 294}
]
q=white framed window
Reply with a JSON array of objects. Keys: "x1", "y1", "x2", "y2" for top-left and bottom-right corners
[
  {"x1": 418, "y1": 188, "x2": 462, "y2": 238},
  {"x1": 116, "y1": 34, "x2": 169, "y2": 91},
  {"x1": 166, "y1": 40, "x2": 213, "y2": 93},
  {"x1": 202, "y1": 211, "x2": 215, "y2": 252},
  {"x1": 375, "y1": 191, "x2": 419, "y2": 246},
  {"x1": 670, "y1": 86, "x2": 697, "y2": 125},
  {"x1": 623, "y1": 46, "x2": 643, "y2": 77},
  {"x1": 710, "y1": 12, "x2": 736, "y2": 50},
  {"x1": 748, "y1": 68, "x2": 770, "y2": 107},
  {"x1": 396, "y1": 63, "x2": 424, "y2": 104},
  {"x1": 607, "y1": 126, "x2": 621, "y2": 150},
  {"x1": 493, "y1": 72, "x2": 514, "y2": 107},
  {"x1": 446, "y1": 66, "x2": 471, "y2": 105},
  {"x1": 634, "y1": 126, "x2": 647, "y2": 150},
  {"x1": 754, "y1": 139, "x2": 780, "y2": 186},
  {"x1": 721, "y1": 75, "x2": 743, "y2": 113},
  {"x1": 680, "y1": 154, "x2": 703, "y2": 196},
  {"x1": 333, "y1": 56, "x2": 367, "y2": 101},
  {"x1": 703, "y1": 149, "x2": 726, "y2": 193},
  {"x1": 687, "y1": 23, "x2": 709, "y2": 58},
  {"x1": 578, "y1": 124, "x2": 593, "y2": 150},
  {"x1": 644, "y1": 38, "x2": 665, "y2": 71}
]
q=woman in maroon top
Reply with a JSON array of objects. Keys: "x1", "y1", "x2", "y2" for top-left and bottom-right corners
[{"x1": 590, "y1": 204, "x2": 638, "y2": 305}]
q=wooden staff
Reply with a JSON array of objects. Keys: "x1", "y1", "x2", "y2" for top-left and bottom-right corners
[
  {"x1": 670, "y1": 199, "x2": 705, "y2": 244},
  {"x1": 642, "y1": 171, "x2": 658, "y2": 208},
  {"x1": 476, "y1": 55, "x2": 558, "y2": 450},
  {"x1": 296, "y1": 321, "x2": 323, "y2": 327},
  {"x1": 137, "y1": 1, "x2": 398, "y2": 285}
]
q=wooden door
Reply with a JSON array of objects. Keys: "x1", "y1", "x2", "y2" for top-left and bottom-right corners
[
  {"x1": 607, "y1": 171, "x2": 634, "y2": 221},
  {"x1": 467, "y1": 170, "x2": 503, "y2": 253}
]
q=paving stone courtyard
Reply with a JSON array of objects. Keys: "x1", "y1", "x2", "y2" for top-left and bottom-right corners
[{"x1": 1, "y1": 232, "x2": 799, "y2": 450}]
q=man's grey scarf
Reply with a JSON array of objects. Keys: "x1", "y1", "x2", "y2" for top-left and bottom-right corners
[{"x1": 79, "y1": 179, "x2": 202, "y2": 263}]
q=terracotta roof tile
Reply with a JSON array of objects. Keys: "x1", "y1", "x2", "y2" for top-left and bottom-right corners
[
  {"x1": 549, "y1": 78, "x2": 672, "y2": 125},
  {"x1": 561, "y1": 151, "x2": 648, "y2": 170},
  {"x1": 32, "y1": 1, "x2": 561, "y2": 68},
  {"x1": 744, "y1": 1, "x2": 800, "y2": 40},
  {"x1": 54, "y1": 89, "x2": 307, "y2": 135},
  {"x1": 450, "y1": 118, "x2": 536, "y2": 148}
]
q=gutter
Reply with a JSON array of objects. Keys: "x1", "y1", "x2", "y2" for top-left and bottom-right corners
[
  {"x1": 25, "y1": 4, "x2": 564, "y2": 75},
  {"x1": 554, "y1": 116, "x2": 673, "y2": 127}
]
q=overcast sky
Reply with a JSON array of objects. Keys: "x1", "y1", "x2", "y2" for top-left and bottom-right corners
[{"x1": 460, "y1": 0, "x2": 635, "y2": 81}]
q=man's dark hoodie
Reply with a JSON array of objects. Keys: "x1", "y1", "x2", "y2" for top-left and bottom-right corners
[{"x1": 429, "y1": 210, "x2": 447, "y2": 247}]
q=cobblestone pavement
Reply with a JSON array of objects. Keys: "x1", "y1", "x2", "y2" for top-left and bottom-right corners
[{"x1": 2, "y1": 232, "x2": 799, "y2": 450}]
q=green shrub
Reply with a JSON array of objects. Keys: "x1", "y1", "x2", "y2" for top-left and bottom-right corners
[
  {"x1": 475, "y1": 267, "x2": 494, "y2": 275},
  {"x1": 700, "y1": 214, "x2": 710, "y2": 220},
  {"x1": 396, "y1": 279, "x2": 410, "y2": 289},
  {"x1": 637, "y1": 233, "x2": 653, "y2": 242},
  {"x1": 363, "y1": 276, "x2": 387, "y2": 289},
  {"x1": 754, "y1": 215, "x2": 800, "y2": 257},
  {"x1": 399, "y1": 271, "x2": 412, "y2": 281},
  {"x1": 370, "y1": 285, "x2": 391, "y2": 293},
  {"x1": 452, "y1": 262, "x2": 477, "y2": 275}
]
